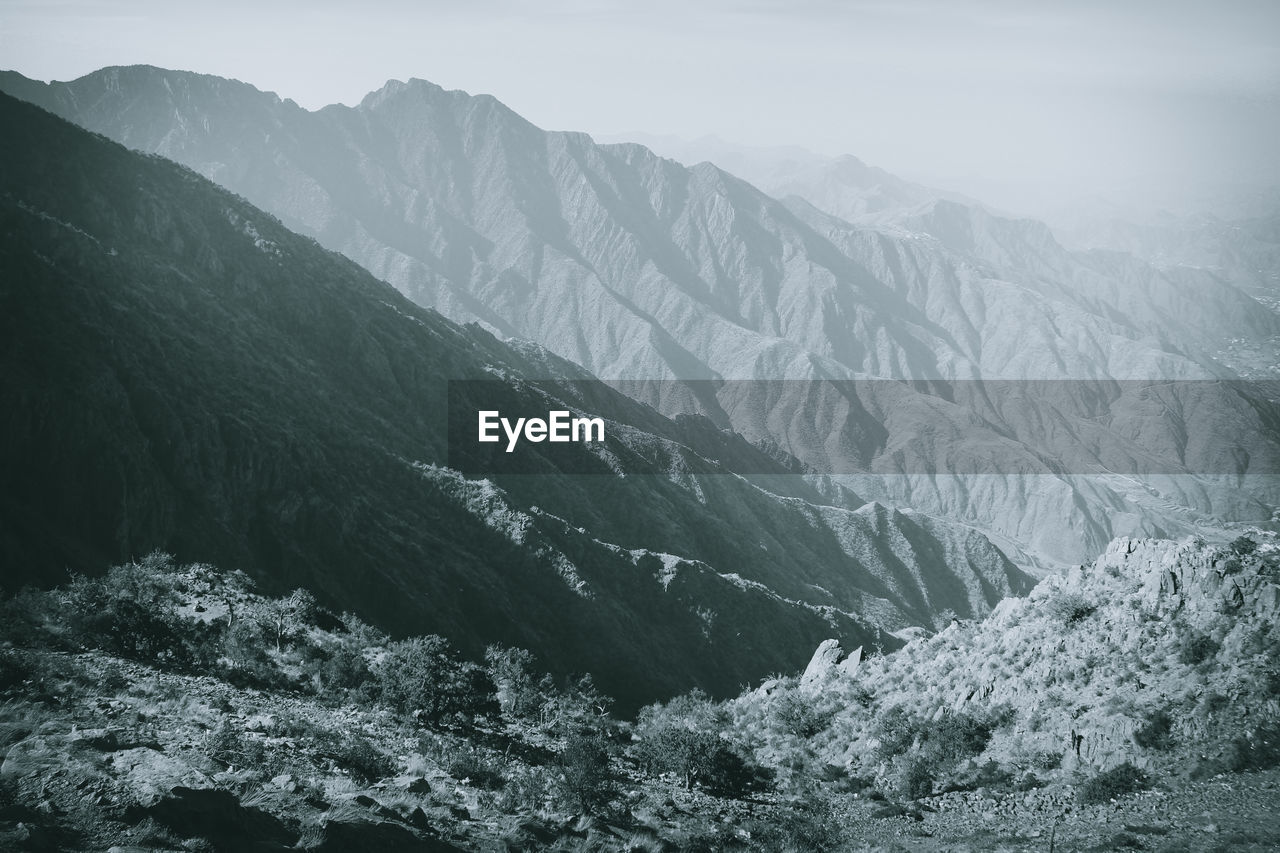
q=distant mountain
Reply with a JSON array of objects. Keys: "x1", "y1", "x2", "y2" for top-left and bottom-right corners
[
  {"x1": 600, "y1": 133, "x2": 980, "y2": 222},
  {"x1": 0, "y1": 92, "x2": 1045, "y2": 709},
  {"x1": 5, "y1": 66, "x2": 1277, "y2": 568},
  {"x1": 1050, "y1": 199, "x2": 1280, "y2": 326}
]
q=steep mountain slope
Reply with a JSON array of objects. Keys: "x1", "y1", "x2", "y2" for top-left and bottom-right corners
[
  {"x1": 4, "y1": 66, "x2": 1277, "y2": 569},
  {"x1": 0, "y1": 93, "x2": 1043, "y2": 707},
  {"x1": 618, "y1": 132, "x2": 1280, "y2": 372}
]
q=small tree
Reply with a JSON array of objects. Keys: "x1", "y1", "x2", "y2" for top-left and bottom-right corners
[
  {"x1": 249, "y1": 589, "x2": 317, "y2": 651},
  {"x1": 633, "y1": 725, "x2": 771, "y2": 798},
  {"x1": 1078, "y1": 762, "x2": 1149, "y2": 804},
  {"x1": 376, "y1": 635, "x2": 498, "y2": 727},
  {"x1": 484, "y1": 645, "x2": 551, "y2": 721},
  {"x1": 318, "y1": 641, "x2": 373, "y2": 694},
  {"x1": 1178, "y1": 631, "x2": 1220, "y2": 666},
  {"x1": 1133, "y1": 708, "x2": 1174, "y2": 750},
  {"x1": 557, "y1": 733, "x2": 615, "y2": 814}
]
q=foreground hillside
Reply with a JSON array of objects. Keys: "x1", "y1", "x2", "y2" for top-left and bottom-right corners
[{"x1": 2, "y1": 534, "x2": 1278, "y2": 851}]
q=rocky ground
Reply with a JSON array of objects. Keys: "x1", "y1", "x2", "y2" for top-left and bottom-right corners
[
  {"x1": 2, "y1": 644, "x2": 1279, "y2": 851},
  {"x1": 3, "y1": 532, "x2": 1279, "y2": 851}
]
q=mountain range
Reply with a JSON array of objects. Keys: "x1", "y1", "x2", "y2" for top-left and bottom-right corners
[
  {"x1": 3, "y1": 66, "x2": 1275, "y2": 570},
  {"x1": 0, "y1": 91, "x2": 1046, "y2": 709}
]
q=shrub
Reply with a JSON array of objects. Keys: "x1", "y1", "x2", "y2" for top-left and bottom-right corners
[
  {"x1": 637, "y1": 689, "x2": 725, "y2": 730},
  {"x1": 317, "y1": 642, "x2": 372, "y2": 694},
  {"x1": 220, "y1": 618, "x2": 285, "y2": 687},
  {"x1": 1078, "y1": 762, "x2": 1149, "y2": 804},
  {"x1": 327, "y1": 733, "x2": 396, "y2": 784},
  {"x1": 539, "y1": 674, "x2": 615, "y2": 737},
  {"x1": 247, "y1": 589, "x2": 317, "y2": 652},
  {"x1": 1230, "y1": 536, "x2": 1258, "y2": 558},
  {"x1": 484, "y1": 645, "x2": 551, "y2": 722},
  {"x1": 204, "y1": 718, "x2": 263, "y2": 768},
  {"x1": 1133, "y1": 708, "x2": 1174, "y2": 750},
  {"x1": 874, "y1": 705, "x2": 919, "y2": 758},
  {"x1": 338, "y1": 611, "x2": 387, "y2": 646},
  {"x1": 900, "y1": 758, "x2": 934, "y2": 800},
  {"x1": 376, "y1": 635, "x2": 498, "y2": 727},
  {"x1": 772, "y1": 693, "x2": 834, "y2": 738},
  {"x1": 557, "y1": 733, "x2": 614, "y2": 814},
  {"x1": 448, "y1": 746, "x2": 507, "y2": 790},
  {"x1": 1032, "y1": 750, "x2": 1063, "y2": 770},
  {"x1": 1047, "y1": 590, "x2": 1096, "y2": 626},
  {"x1": 61, "y1": 563, "x2": 188, "y2": 664},
  {"x1": 749, "y1": 795, "x2": 843, "y2": 850},
  {"x1": 817, "y1": 763, "x2": 874, "y2": 794},
  {"x1": 877, "y1": 707, "x2": 996, "y2": 764},
  {"x1": 632, "y1": 725, "x2": 771, "y2": 798},
  {"x1": 0, "y1": 651, "x2": 27, "y2": 692},
  {"x1": 924, "y1": 710, "x2": 998, "y2": 764},
  {"x1": 1227, "y1": 723, "x2": 1280, "y2": 772},
  {"x1": 1178, "y1": 632, "x2": 1220, "y2": 666}
]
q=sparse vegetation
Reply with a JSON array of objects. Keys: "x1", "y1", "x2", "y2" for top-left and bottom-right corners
[
  {"x1": 556, "y1": 733, "x2": 615, "y2": 814},
  {"x1": 1178, "y1": 630, "x2": 1220, "y2": 665},
  {"x1": 4, "y1": 534, "x2": 1280, "y2": 850},
  {"x1": 1078, "y1": 762, "x2": 1150, "y2": 804},
  {"x1": 1046, "y1": 589, "x2": 1097, "y2": 625},
  {"x1": 375, "y1": 635, "x2": 499, "y2": 727},
  {"x1": 1133, "y1": 708, "x2": 1175, "y2": 750}
]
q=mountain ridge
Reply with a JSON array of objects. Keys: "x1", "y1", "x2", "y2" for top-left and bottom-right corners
[
  {"x1": 0, "y1": 91, "x2": 1041, "y2": 708},
  {"x1": 6, "y1": 65, "x2": 1275, "y2": 568}
]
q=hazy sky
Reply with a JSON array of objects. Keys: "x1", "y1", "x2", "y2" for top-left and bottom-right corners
[{"x1": 3, "y1": 0, "x2": 1278, "y2": 211}]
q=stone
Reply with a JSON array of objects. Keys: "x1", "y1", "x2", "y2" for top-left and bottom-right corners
[
  {"x1": 110, "y1": 747, "x2": 210, "y2": 806},
  {"x1": 270, "y1": 773, "x2": 299, "y2": 793},
  {"x1": 801, "y1": 639, "x2": 863, "y2": 686}
]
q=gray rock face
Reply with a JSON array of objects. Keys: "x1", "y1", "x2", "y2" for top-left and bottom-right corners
[
  {"x1": 750, "y1": 531, "x2": 1280, "y2": 782},
  {"x1": 800, "y1": 638, "x2": 862, "y2": 686}
]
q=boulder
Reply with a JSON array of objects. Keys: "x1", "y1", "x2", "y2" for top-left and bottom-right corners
[
  {"x1": 109, "y1": 747, "x2": 210, "y2": 806},
  {"x1": 800, "y1": 639, "x2": 863, "y2": 686}
]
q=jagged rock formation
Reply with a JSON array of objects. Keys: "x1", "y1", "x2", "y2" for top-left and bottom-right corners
[
  {"x1": 3, "y1": 66, "x2": 1275, "y2": 568},
  {"x1": 799, "y1": 638, "x2": 862, "y2": 687},
  {"x1": 739, "y1": 532, "x2": 1280, "y2": 780}
]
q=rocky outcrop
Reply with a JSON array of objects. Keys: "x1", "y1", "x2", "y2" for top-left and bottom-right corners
[
  {"x1": 800, "y1": 638, "x2": 862, "y2": 686},
  {"x1": 745, "y1": 531, "x2": 1280, "y2": 779}
]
